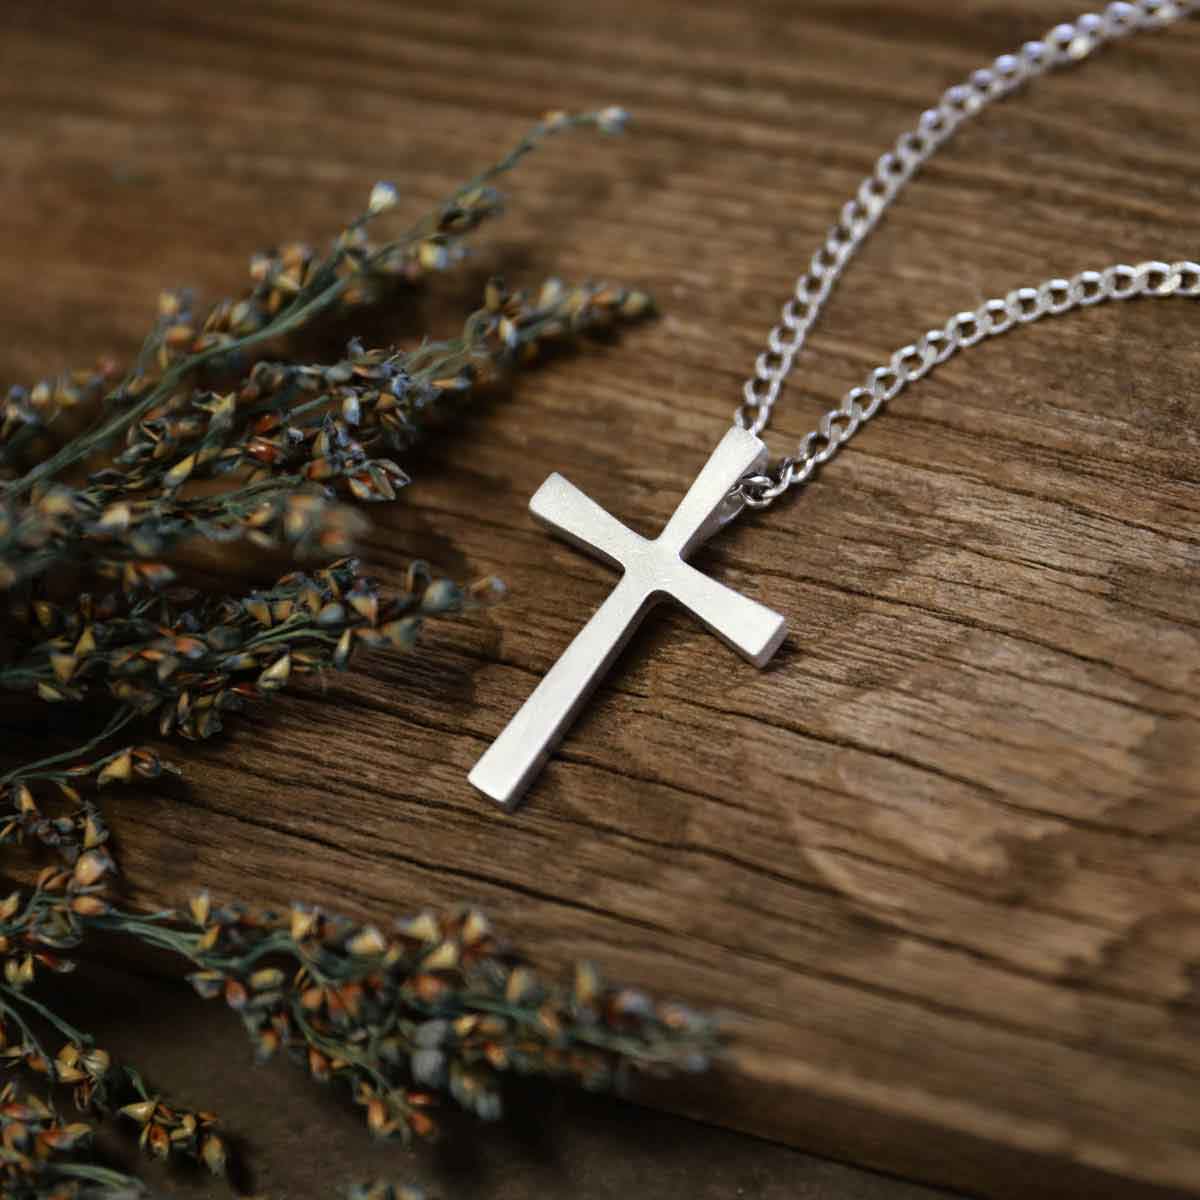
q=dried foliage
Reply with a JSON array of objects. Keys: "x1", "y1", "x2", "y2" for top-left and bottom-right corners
[
  {"x1": 0, "y1": 867, "x2": 715, "y2": 1157},
  {"x1": 0, "y1": 798, "x2": 715, "y2": 1196},
  {"x1": 1, "y1": 105, "x2": 651, "y2": 819},
  {"x1": 0, "y1": 110, "x2": 718, "y2": 1197}
]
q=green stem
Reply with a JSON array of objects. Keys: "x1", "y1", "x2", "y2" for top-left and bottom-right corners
[
  {"x1": 0, "y1": 705, "x2": 138, "y2": 787},
  {"x1": 0, "y1": 993, "x2": 58, "y2": 1085},
  {"x1": 87, "y1": 918, "x2": 190, "y2": 957},
  {"x1": 444, "y1": 110, "x2": 607, "y2": 214},
  {"x1": 51, "y1": 1161, "x2": 147, "y2": 1192},
  {"x1": 6, "y1": 274, "x2": 358, "y2": 503},
  {"x1": 188, "y1": 472, "x2": 307, "y2": 508},
  {"x1": 2, "y1": 109, "x2": 607, "y2": 501},
  {"x1": 8, "y1": 358, "x2": 219, "y2": 502},
  {"x1": 1, "y1": 981, "x2": 90, "y2": 1046},
  {"x1": 124, "y1": 1064, "x2": 151, "y2": 1100},
  {"x1": 92, "y1": 916, "x2": 296, "y2": 976},
  {"x1": 240, "y1": 622, "x2": 340, "y2": 653},
  {"x1": 292, "y1": 1004, "x2": 394, "y2": 1095},
  {"x1": 457, "y1": 994, "x2": 704, "y2": 1064}
]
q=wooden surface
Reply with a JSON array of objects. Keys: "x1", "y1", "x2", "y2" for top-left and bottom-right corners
[{"x1": 2, "y1": 2, "x2": 1199, "y2": 1197}]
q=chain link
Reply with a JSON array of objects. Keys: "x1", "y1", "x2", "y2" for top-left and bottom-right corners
[
  {"x1": 737, "y1": 260, "x2": 1200, "y2": 505},
  {"x1": 733, "y1": 0, "x2": 1197, "y2": 506}
]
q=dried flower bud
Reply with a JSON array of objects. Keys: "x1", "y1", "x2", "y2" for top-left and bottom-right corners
[
  {"x1": 596, "y1": 105, "x2": 631, "y2": 135},
  {"x1": 96, "y1": 751, "x2": 133, "y2": 787},
  {"x1": 72, "y1": 850, "x2": 112, "y2": 887},
  {"x1": 120, "y1": 1099, "x2": 157, "y2": 1125},
  {"x1": 368, "y1": 181, "x2": 400, "y2": 215},
  {"x1": 70, "y1": 895, "x2": 110, "y2": 917},
  {"x1": 201, "y1": 1132, "x2": 228, "y2": 1175},
  {"x1": 347, "y1": 926, "x2": 387, "y2": 958}
]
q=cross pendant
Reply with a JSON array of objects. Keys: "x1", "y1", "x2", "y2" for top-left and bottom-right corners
[{"x1": 469, "y1": 427, "x2": 787, "y2": 809}]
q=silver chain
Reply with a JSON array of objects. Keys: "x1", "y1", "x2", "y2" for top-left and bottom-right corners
[{"x1": 733, "y1": 0, "x2": 1198, "y2": 507}]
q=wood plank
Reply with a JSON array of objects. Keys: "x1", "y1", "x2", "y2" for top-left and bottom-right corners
[{"x1": 1, "y1": 1, "x2": 1199, "y2": 1196}]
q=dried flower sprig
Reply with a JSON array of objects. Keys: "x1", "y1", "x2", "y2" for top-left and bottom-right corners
[
  {"x1": 155, "y1": 897, "x2": 717, "y2": 1139},
  {"x1": 1, "y1": 107, "x2": 631, "y2": 504},
  {"x1": 0, "y1": 105, "x2": 716, "y2": 1200},
  {"x1": 2, "y1": 557, "x2": 477, "y2": 729},
  {"x1": 2, "y1": 109, "x2": 648, "y2": 801},
  {"x1": 0, "y1": 275, "x2": 649, "y2": 593},
  {"x1": 116, "y1": 1067, "x2": 226, "y2": 1175},
  {"x1": 0, "y1": 1082, "x2": 148, "y2": 1200},
  {"x1": 0, "y1": 555, "x2": 492, "y2": 890},
  {"x1": 0, "y1": 875, "x2": 717, "y2": 1190}
]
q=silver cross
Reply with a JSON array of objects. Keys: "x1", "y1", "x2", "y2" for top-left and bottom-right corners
[{"x1": 469, "y1": 427, "x2": 786, "y2": 809}]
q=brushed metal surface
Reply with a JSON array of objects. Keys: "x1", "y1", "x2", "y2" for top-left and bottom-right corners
[{"x1": 470, "y1": 428, "x2": 787, "y2": 809}]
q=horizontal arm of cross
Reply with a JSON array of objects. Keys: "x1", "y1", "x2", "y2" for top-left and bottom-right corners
[
  {"x1": 668, "y1": 558, "x2": 787, "y2": 667},
  {"x1": 529, "y1": 473, "x2": 646, "y2": 569}
]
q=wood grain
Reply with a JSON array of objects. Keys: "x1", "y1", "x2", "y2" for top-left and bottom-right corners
[{"x1": 2, "y1": 1, "x2": 1199, "y2": 1196}]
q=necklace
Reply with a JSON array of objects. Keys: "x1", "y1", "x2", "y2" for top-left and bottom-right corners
[{"x1": 470, "y1": 1, "x2": 1198, "y2": 809}]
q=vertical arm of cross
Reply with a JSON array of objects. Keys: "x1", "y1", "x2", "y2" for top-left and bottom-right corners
[
  {"x1": 668, "y1": 559, "x2": 786, "y2": 667},
  {"x1": 658, "y1": 426, "x2": 785, "y2": 664},
  {"x1": 658, "y1": 426, "x2": 770, "y2": 557},
  {"x1": 468, "y1": 573, "x2": 653, "y2": 808},
  {"x1": 470, "y1": 472, "x2": 652, "y2": 808}
]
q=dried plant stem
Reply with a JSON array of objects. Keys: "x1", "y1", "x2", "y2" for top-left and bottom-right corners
[
  {"x1": 4, "y1": 110, "x2": 618, "y2": 503},
  {"x1": 0, "y1": 707, "x2": 138, "y2": 789},
  {"x1": 0, "y1": 104, "x2": 715, "y2": 1200}
]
